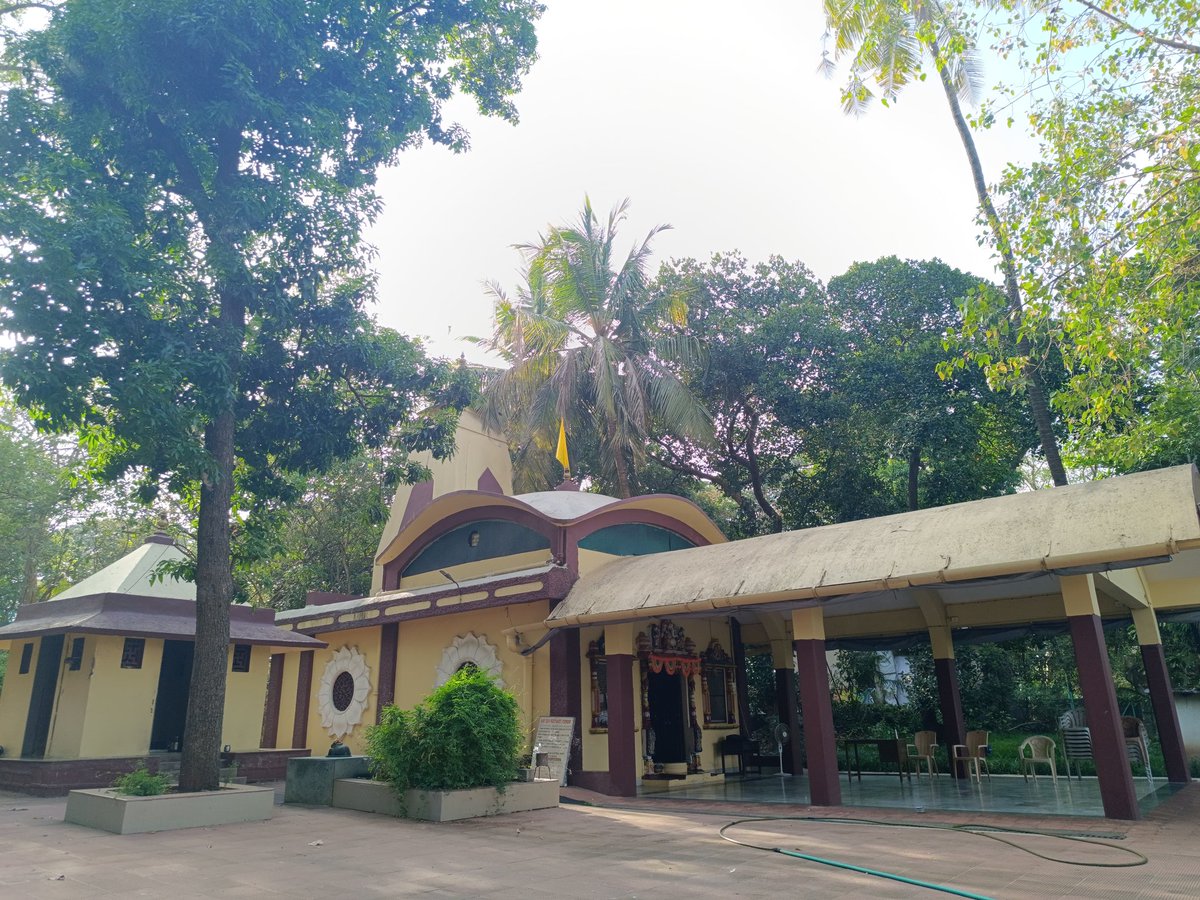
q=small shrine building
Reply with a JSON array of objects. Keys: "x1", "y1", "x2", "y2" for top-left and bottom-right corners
[{"x1": 0, "y1": 533, "x2": 322, "y2": 793}]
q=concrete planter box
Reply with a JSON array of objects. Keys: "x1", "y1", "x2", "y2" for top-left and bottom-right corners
[
  {"x1": 64, "y1": 783, "x2": 274, "y2": 835},
  {"x1": 332, "y1": 777, "x2": 558, "y2": 822}
]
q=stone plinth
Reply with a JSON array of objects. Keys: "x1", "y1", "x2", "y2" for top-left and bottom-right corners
[{"x1": 284, "y1": 755, "x2": 370, "y2": 805}]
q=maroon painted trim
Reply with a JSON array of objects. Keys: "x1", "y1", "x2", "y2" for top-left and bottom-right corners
[
  {"x1": 381, "y1": 506, "x2": 559, "y2": 590},
  {"x1": 400, "y1": 480, "x2": 435, "y2": 531},
  {"x1": 605, "y1": 653, "x2": 638, "y2": 797},
  {"x1": 0, "y1": 756, "x2": 169, "y2": 796},
  {"x1": 794, "y1": 638, "x2": 841, "y2": 806},
  {"x1": 306, "y1": 591, "x2": 363, "y2": 607},
  {"x1": 1142, "y1": 642, "x2": 1190, "y2": 784},
  {"x1": 0, "y1": 592, "x2": 325, "y2": 647},
  {"x1": 549, "y1": 612, "x2": 583, "y2": 775},
  {"x1": 565, "y1": 508, "x2": 715, "y2": 550},
  {"x1": 567, "y1": 492, "x2": 725, "y2": 538},
  {"x1": 934, "y1": 657, "x2": 967, "y2": 779},
  {"x1": 292, "y1": 650, "x2": 314, "y2": 750},
  {"x1": 571, "y1": 770, "x2": 616, "y2": 794},
  {"x1": 775, "y1": 667, "x2": 804, "y2": 775},
  {"x1": 261, "y1": 653, "x2": 285, "y2": 749},
  {"x1": 1068, "y1": 614, "x2": 1140, "y2": 820},
  {"x1": 288, "y1": 566, "x2": 575, "y2": 637},
  {"x1": 478, "y1": 468, "x2": 504, "y2": 494},
  {"x1": 377, "y1": 622, "x2": 399, "y2": 721}
]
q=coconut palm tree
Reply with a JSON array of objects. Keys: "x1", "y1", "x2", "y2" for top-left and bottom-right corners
[
  {"x1": 821, "y1": 0, "x2": 1069, "y2": 486},
  {"x1": 477, "y1": 198, "x2": 711, "y2": 497}
]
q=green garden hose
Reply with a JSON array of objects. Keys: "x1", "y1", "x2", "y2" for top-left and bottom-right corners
[{"x1": 717, "y1": 815, "x2": 1147, "y2": 899}]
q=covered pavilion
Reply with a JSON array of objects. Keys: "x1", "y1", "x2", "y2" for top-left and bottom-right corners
[{"x1": 540, "y1": 464, "x2": 1200, "y2": 820}]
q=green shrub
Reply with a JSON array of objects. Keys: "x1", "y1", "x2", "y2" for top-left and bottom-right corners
[
  {"x1": 113, "y1": 765, "x2": 171, "y2": 796},
  {"x1": 366, "y1": 666, "x2": 523, "y2": 795}
]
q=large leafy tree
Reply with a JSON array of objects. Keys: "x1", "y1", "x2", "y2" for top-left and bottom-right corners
[
  {"x1": 821, "y1": 0, "x2": 1070, "y2": 486},
  {"x1": 969, "y1": 2, "x2": 1200, "y2": 471},
  {"x1": 478, "y1": 198, "x2": 711, "y2": 497},
  {"x1": 647, "y1": 253, "x2": 832, "y2": 535},
  {"x1": 824, "y1": 257, "x2": 1037, "y2": 511},
  {"x1": 0, "y1": 0, "x2": 541, "y2": 790}
]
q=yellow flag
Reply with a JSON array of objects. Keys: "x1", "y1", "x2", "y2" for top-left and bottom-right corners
[{"x1": 555, "y1": 418, "x2": 570, "y2": 472}]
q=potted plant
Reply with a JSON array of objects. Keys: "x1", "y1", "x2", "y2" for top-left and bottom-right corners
[{"x1": 333, "y1": 667, "x2": 557, "y2": 821}]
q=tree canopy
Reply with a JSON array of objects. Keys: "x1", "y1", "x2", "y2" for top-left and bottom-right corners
[{"x1": 0, "y1": 0, "x2": 542, "y2": 790}]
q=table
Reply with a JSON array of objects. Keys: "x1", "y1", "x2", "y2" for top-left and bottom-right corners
[{"x1": 841, "y1": 738, "x2": 911, "y2": 783}]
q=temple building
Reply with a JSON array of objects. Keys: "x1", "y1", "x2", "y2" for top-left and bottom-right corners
[
  {"x1": 266, "y1": 413, "x2": 1200, "y2": 820},
  {"x1": 3, "y1": 409, "x2": 1200, "y2": 822},
  {"x1": 0, "y1": 533, "x2": 322, "y2": 793}
]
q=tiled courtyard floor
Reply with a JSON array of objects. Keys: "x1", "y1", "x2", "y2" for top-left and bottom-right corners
[{"x1": 1, "y1": 782, "x2": 1198, "y2": 898}]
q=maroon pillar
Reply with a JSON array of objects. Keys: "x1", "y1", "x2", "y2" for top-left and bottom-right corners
[
  {"x1": 1142, "y1": 643, "x2": 1190, "y2": 784},
  {"x1": 292, "y1": 650, "x2": 314, "y2": 750},
  {"x1": 376, "y1": 623, "x2": 399, "y2": 722},
  {"x1": 1069, "y1": 615, "x2": 1140, "y2": 820},
  {"x1": 605, "y1": 653, "x2": 638, "y2": 797},
  {"x1": 730, "y1": 618, "x2": 754, "y2": 739},
  {"x1": 794, "y1": 639, "x2": 841, "y2": 806},
  {"x1": 775, "y1": 668, "x2": 804, "y2": 775},
  {"x1": 934, "y1": 657, "x2": 967, "y2": 779},
  {"x1": 260, "y1": 653, "x2": 285, "y2": 749},
  {"x1": 550, "y1": 626, "x2": 583, "y2": 776}
]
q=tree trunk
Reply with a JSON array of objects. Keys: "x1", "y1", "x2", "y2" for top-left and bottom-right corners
[
  {"x1": 613, "y1": 444, "x2": 632, "y2": 499},
  {"x1": 933, "y1": 46, "x2": 1068, "y2": 487},
  {"x1": 177, "y1": 411, "x2": 236, "y2": 793},
  {"x1": 177, "y1": 255, "x2": 246, "y2": 792},
  {"x1": 907, "y1": 445, "x2": 920, "y2": 511}
]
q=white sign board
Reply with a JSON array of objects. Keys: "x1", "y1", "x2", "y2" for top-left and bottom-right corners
[{"x1": 533, "y1": 716, "x2": 576, "y2": 787}]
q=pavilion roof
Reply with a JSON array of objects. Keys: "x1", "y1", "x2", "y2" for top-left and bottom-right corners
[{"x1": 547, "y1": 465, "x2": 1200, "y2": 629}]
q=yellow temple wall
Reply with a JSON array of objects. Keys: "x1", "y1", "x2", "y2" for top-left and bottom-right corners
[
  {"x1": 303, "y1": 625, "x2": 381, "y2": 756},
  {"x1": 392, "y1": 601, "x2": 552, "y2": 747},
  {"x1": 221, "y1": 644, "x2": 272, "y2": 751},
  {"x1": 45, "y1": 634, "x2": 93, "y2": 758},
  {"x1": 0, "y1": 639, "x2": 39, "y2": 755},
  {"x1": 77, "y1": 635, "x2": 163, "y2": 758}
]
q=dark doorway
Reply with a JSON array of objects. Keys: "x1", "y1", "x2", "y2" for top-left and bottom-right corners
[
  {"x1": 151, "y1": 640, "x2": 194, "y2": 751},
  {"x1": 647, "y1": 669, "x2": 687, "y2": 763},
  {"x1": 22, "y1": 635, "x2": 64, "y2": 759}
]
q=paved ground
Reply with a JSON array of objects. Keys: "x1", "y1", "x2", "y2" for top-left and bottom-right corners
[{"x1": 1, "y1": 783, "x2": 1198, "y2": 898}]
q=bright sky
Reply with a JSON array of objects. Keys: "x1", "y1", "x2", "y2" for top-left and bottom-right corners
[{"x1": 364, "y1": 0, "x2": 1037, "y2": 364}]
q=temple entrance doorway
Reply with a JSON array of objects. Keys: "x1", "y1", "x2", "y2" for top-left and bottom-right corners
[{"x1": 647, "y1": 669, "x2": 687, "y2": 764}]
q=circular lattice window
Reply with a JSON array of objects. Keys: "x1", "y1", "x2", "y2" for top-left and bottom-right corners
[
  {"x1": 318, "y1": 646, "x2": 371, "y2": 739},
  {"x1": 434, "y1": 633, "x2": 504, "y2": 688}
]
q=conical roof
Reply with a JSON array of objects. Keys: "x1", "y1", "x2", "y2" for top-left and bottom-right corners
[{"x1": 52, "y1": 534, "x2": 195, "y2": 602}]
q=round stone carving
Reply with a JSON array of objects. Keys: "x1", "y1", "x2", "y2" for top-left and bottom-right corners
[
  {"x1": 434, "y1": 633, "x2": 504, "y2": 688},
  {"x1": 318, "y1": 646, "x2": 371, "y2": 739}
]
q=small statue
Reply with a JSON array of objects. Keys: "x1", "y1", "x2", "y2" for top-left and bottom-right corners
[{"x1": 327, "y1": 740, "x2": 351, "y2": 757}]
